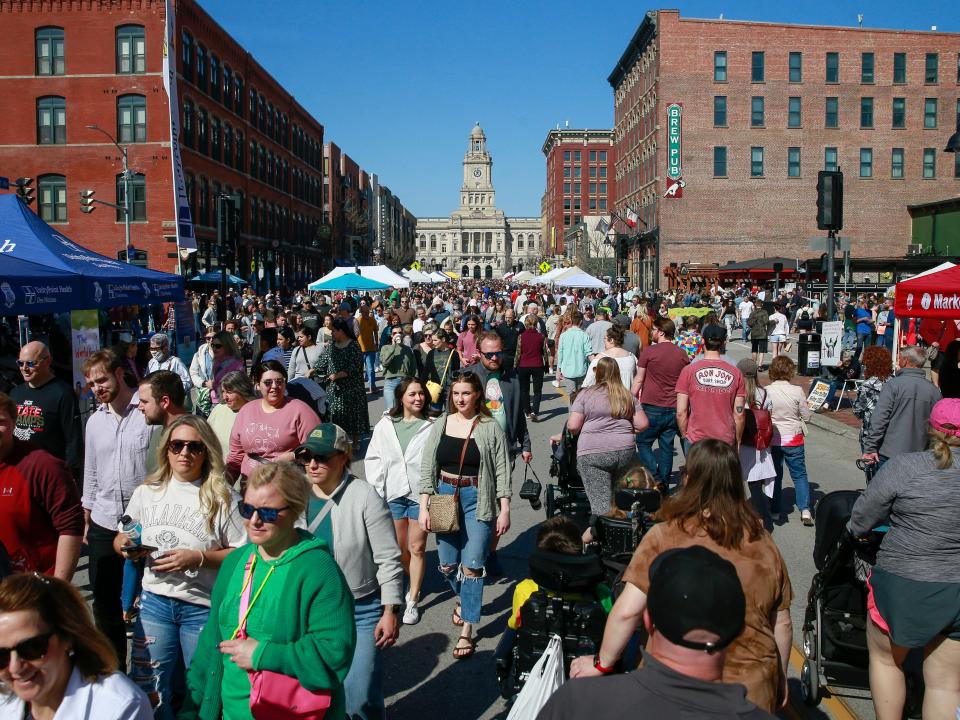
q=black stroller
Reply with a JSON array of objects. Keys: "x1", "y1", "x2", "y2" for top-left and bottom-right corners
[{"x1": 545, "y1": 427, "x2": 592, "y2": 523}]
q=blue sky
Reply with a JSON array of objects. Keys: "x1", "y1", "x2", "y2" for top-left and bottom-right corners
[{"x1": 202, "y1": 0, "x2": 957, "y2": 218}]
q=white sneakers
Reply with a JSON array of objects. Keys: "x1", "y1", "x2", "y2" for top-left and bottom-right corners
[{"x1": 402, "y1": 593, "x2": 420, "y2": 625}]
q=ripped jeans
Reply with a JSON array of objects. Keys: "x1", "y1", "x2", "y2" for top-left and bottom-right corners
[
  {"x1": 436, "y1": 481, "x2": 494, "y2": 625},
  {"x1": 130, "y1": 590, "x2": 209, "y2": 720}
]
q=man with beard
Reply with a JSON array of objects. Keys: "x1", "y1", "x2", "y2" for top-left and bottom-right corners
[{"x1": 138, "y1": 370, "x2": 188, "y2": 473}]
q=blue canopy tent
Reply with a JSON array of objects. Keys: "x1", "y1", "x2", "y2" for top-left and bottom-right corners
[
  {"x1": 189, "y1": 270, "x2": 247, "y2": 286},
  {"x1": 0, "y1": 195, "x2": 184, "y2": 316},
  {"x1": 308, "y1": 274, "x2": 390, "y2": 292}
]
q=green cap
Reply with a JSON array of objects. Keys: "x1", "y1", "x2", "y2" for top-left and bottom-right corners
[{"x1": 297, "y1": 423, "x2": 351, "y2": 456}]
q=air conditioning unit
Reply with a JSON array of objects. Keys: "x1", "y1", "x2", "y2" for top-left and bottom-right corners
[{"x1": 906, "y1": 244, "x2": 922, "y2": 255}]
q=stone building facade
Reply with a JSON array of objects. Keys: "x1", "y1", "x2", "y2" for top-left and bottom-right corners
[{"x1": 416, "y1": 124, "x2": 542, "y2": 279}]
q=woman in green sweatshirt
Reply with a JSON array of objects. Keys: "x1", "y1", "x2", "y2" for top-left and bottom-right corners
[{"x1": 180, "y1": 463, "x2": 356, "y2": 720}]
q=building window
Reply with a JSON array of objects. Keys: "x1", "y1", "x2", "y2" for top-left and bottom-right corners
[
  {"x1": 713, "y1": 96, "x2": 727, "y2": 126},
  {"x1": 893, "y1": 52, "x2": 906, "y2": 84},
  {"x1": 751, "y1": 51, "x2": 764, "y2": 82},
  {"x1": 788, "y1": 97, "x2": 802, "y2": 127},
  {"x1": 198, "y1": 178, "x2": 208, "y2": 226},
  {"x1": 599, "y1": 198, "x2": 607, "y2": 210},
  {"x1": 35, "y1": 27, "x2": 65, "y2": 76},
  {"x1": 860, "y1": 97, "x2": 874, "y2": 128},
  {"x1": 36, "y1": 96, "x2": 66, "y2": 144},
  {"x1": 574, "y1": 166, "x2": 581, "y2": 178},
  {"x1": 182, "y1": 100, "x2": 194, "y2": 147},
  {"x1": 223, "y1": 67, "x2": 232, "y2": 110},
  {"x1": 891, "y1": 148, "x2": 904, "y2": 178},
  {"x1": 117, "y1": 94, "x2": 147, "y2": 143},
  {"x1": 713, "y1": 146, "x2": 727, "y2": 177},
  {"x1": 116, "y1": 25, "x2": 145, "y2": 74},
  {"x1": 589, "y1": 150, "x2": 596, "y2": 162},
  {"x1": 116, "y1": 172, "x2": 146, "y2": 221},
  {"x1": 234, "y1": 76, "x2": 243, "y2": 118},
  {"x1": 574, "y1": 150, "x2": 581, "y2": 162},
  {"x1": 599, "y1": 166, "x2": 606, "y2": 178},
  {"x1": 562, "y1": 150, "x2": 570, "y2": 162},
  {"x1": 750, "y1": 147, "x2": 764, "y2": 177},
  {"x1": 714, "y1": 51, "x2": 727, "y2": 81},
  {"x1": 751, "y1": 96, "x2": 765, "y2": 127},
  {"x1": 825, "y1": 97, "x2": 839, "y2": 128},
  {"x1": 563, "y1": 182, "x2": 570, "y2": 194},
  {"x1": 223, "y1": 125, "x2": 233, "y2": 168},
  {"x1": 181, "y1": 31, "x2": 193, "y2": 81},
  {"x1": 825, "y1": 52, "x2": 839, "y2": 83},
  {"x1": 955, "y1": 153, "x2": 960, "y2": 179},
  {"x1": 924, "y1": 98, "x2": 938, "y2": 128},
  {"x1": 235, "y1": 130, "x2": 243, "y2": 170},
  {"x1": 197, "y1": 109, "x2": 207, "y2": 154},
  {"x1": 824, "y1": 147, "x2": 838, "y2": 172},
  {"x1": 589, "y1": 182, "x2": 597, "y2": 194},
  {"x1": 599, "y1": 151, "x2": 607, "y2": 162},
  {"x1": 892, "y1": 98, "x2": 906, "y2": 128},
  {"x1": 196, "y1": 45, "x2": 206, "y2": 91},
  {"x1": 861, "y1": 52, "x2": 875, "y2": 83},
  {"x1": 211, "y1": 118, "x2": 221, "y2": 161},
  {"x1": 589, "y1": 166, "x2": 597, "y2": 179},
  {"x1": 37, "y1": 174, "x2": 66, "y2": 223},
  {"x1": 573, "y1": 182, "x2": 581, "y2": 194},
  {"x1": 925, "y1": 53, "x2": 938, "y2": 83},
  {"x1": 563, "y1": 215, "x2": 571, "y2": 226},
  {"x1": 599, "y1": 182, "x2": 607, "y2": 193},
  {"x1": 210, "y1": 55, "x2": 220, "y2": 100},
  {"x1": 923, "y1": 148, "x2": 936, "y2": 178},
  {"x1": 789, "y1": 52, "x2": 802, "y2": 82},
  {"x1": 860, "y1": 148, "x2": 873, "y2": 178},
  {"x1": 788, "y1": 147, "x2": 801, "y2": 177}
]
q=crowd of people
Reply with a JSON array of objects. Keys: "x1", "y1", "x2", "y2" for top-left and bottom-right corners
[{"x1": 0, "y1": 276, "x2": 956, "y2": 720}]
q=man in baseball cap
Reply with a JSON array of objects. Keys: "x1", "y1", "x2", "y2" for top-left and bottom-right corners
[{"x1": 542, "y1": 546, "x2": 773, "y2": 719}]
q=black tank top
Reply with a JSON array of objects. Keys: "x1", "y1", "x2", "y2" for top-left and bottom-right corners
[{"x1": 438, "y1": 432, "x2": 481, "y2": 476}]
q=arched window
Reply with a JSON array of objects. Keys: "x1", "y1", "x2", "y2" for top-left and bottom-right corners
[
  {"x1": 196, "y1": 44, "x2": 207, "y2": 91},
  {"x1": 473, "y1": 265, "x2": 481, "y2": 279},
  {"x1": 37, "y1": 174, "x2": 67, "y2": 223},
  {"x1": 35, "y1": 27, "x2": 64, "y2": 76},
  {"x1": 117, "y1": 94, "x2": 147, "y2": 143},
  {"x1": 210, "y1": 117, "x2": 221, "y2": 161},
  {"x1": 209, "y1": 54, "x2": 220, "y2": 100},
  {"x1": 182, "y1": 99, "x2": 194, "y2": 147},
  {"x1": 462, "y1": 265, "x2": 470, "y2": 278},
  {"x1": 197, "y1": 108, "x2": 208, "y2": 153},
  {"x1": 181, "y1": 30, "x2": 193, "y2": 81},
  {"x1": 37, "y1": 96, "x2": 66, "y2": 145},
  {"x1": 116, "y1": 25, "x2": 145, "y2": 74},
  {"x1": 485, "y1": 265, "x2": 493, "y2": 279}
]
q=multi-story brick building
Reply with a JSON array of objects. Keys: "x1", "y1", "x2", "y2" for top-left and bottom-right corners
[
  {"x1": 541, "y1": 128, "x2": 616, "y2": 258},
  {"x1": 609, "y1": 10, "x2": 960, "y2": 290}
]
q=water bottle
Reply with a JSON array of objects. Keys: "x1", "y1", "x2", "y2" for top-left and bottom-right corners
[{"x1": 119, "y1": 515, "x2": 142, "y2": 546}]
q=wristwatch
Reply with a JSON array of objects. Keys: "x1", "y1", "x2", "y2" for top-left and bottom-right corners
[{"x1": 593, "y1": 654, "x2": 615, "y2": 674}]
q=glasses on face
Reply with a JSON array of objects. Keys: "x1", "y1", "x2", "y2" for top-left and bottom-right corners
[
  {"x1": 238, "y1": 501, "x2": 290, "y2": 523},
  {"x1": 16, "y1": 360, "x2": 44, "y2": 369},
  {"x1": 261, "y1": 378, "x2": 286, "y2": 388},
  {"x1": 0, "y1": 632, "x2": 54, "y2": 669},
  {"x1": 423, "y1": 333, "x2": 433, "y2": 339},
  {"x1": 481, "y1": 351, "x2": 504, "y2": 360},
  {"x1": 450, "y1": 370, "x2": 479, "y2": 382},
  {"x1": 295, "y1": 448, "x2": 336, "y2": 465},
  {"x1": 210, "y1": 342, "x2": 223, "y2": 349},
  {"x1": 167, "y1": 440, "x2": 206, "y2": 456}
]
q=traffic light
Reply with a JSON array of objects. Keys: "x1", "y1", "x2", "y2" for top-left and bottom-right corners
[
  {"x1": 80, "y1": 189, "x2": 96, "y2": 213},
  {"x1": 816, "y1": 170, "x2": 843, "y2": 231},
  {"x1": 14, "y1": 178, "x2": 33, "y2": 205}
]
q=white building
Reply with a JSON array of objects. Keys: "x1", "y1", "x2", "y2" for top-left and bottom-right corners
[{"x1": 416, "y1": 124, "x2": 542, "y2": 279}]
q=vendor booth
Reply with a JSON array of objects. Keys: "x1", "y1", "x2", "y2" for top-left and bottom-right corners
[{"x1": 309, "y1": 265, "x2": 409, "y2": 290}]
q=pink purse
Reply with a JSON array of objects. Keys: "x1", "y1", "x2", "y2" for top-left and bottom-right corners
[{"x1": 236, "y1": 553, "x2": 332, "y2": 720}]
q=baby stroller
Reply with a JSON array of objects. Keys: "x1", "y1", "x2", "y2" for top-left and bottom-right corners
[
  {"x1": 494, "y1": 549, "x2": 607, "y2": 700},
  {"x1": 545, "y1": 427, "x2": 592, "y2": 524},
  {"x1": 800, "y1": 490, "x2": 883, "y2": 706}
]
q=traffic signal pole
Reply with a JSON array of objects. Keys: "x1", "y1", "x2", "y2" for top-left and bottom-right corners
[{"x1": 826, "y1": 229, "x2": 837, "y2": 321}]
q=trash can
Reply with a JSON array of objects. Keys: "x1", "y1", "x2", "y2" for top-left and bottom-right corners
[{"x1": 798, "y1": 333, "x2": 821, "y2": 376}]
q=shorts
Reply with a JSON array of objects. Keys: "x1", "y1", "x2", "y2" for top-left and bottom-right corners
[
  {"x1": 868, "y1": 567, "x2": 960, "y2": 647},
  {"x1": 769, "y1": 334, "x2": 786, "y2": 343},
  {"x1": 751, "y1": 338, "x2": 769, "y2": 353},
  {"x1": 388, "y1": 497, "x2": 420, "y2": 521}
]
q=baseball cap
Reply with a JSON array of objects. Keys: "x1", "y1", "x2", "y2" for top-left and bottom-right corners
[
  {"x1": 702, "y1": 324, "x2": 727, "y2": 342},
  {"x1": 297, "y1": 423, "x2": 352, "y2": 457},
  {"x1": 736, "y1": 358, "x2": 759, "y2": 378},
  {"x1": 929, "y1": 398, "x2": 960, "y2": 437},
  {"x1": 647, "y1": 546, "x2": 745, "y2": 652},
  {"x1": 338, "y1": 301, "x2": 352, "y2": 312}
]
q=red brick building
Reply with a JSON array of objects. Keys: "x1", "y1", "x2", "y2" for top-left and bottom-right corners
[
  {"x1": 0, "y1": 0, "x2": 329, "y2": 287},
  {"x1": 541, "y1": 129, "x2": 615, "y2": 257},
  {"x1": 609, "y1": 10, "x2": 960, "y2": 290}
]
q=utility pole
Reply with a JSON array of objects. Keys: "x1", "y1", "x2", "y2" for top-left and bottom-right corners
[{"x1": 86, "y1": 124, "x2": 133, "y2": 264}]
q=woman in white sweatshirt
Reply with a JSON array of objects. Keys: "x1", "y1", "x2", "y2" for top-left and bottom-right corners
[{"x1": 364, "y1": 377, "x2": 435, "y2": 625}]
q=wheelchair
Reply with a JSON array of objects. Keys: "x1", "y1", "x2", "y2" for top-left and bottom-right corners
[
  {"x1": 545, "y1": 427, "x2": 592, "y2": 525},
  {"x1": 590, "y1": 487, "x2": 662, "y2": 589}
]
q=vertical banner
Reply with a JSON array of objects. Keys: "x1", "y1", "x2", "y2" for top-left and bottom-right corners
[
  {"x1": 172, "y1": 299, "x2": 196, "y2": 367},
  {"x1": 820, "y1": 320, "x2": 843, "y2": 367},
  {"x1": 163, "y1": 0, "x2": 196, "y2": 254},
  {"x1": 664, "y1": 103, "x2": 684, "y2": 199},
  {"x1": 70, "y1": 310, "x2": 99, "y2": 398}
]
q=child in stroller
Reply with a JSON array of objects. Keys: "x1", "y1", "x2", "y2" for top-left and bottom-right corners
[{"x1": 494, "y1": 515, "x2": 609, "y2": 699}]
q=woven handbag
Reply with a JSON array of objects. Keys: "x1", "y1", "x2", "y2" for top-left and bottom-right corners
[{"x1": 429, "y1": 418, "x2": 478, "y2": 534}]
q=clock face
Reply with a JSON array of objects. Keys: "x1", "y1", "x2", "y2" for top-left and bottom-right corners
[{"x1": 473, "y1": 169, "x2": 482, "y2": 178}]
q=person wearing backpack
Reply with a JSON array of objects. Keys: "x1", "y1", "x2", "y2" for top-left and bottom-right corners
[
  {"x1": 747, "y1": 301, "x2": 770, "y2": 370},
  {"x1": 736, "y1": 359, "x2": 776, "y2": 530}
]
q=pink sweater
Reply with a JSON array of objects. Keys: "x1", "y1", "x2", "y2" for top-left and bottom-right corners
[{"x1": 227, "y1": 398, "x2": 320, "y2": 477}]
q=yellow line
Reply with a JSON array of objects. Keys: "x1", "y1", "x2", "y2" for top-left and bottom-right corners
[{"x1": 788, "y1": 646, "x2": 860, "y2": 720}]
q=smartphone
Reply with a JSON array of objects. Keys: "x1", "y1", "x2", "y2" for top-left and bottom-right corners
[{"x1": 121, "y1": 544, "x2": 158, "y2": 555}]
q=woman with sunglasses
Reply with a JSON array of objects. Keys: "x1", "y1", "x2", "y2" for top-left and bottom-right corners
[
  {"x1": 421, "y1": 329, "x2": 460, "y2": 415},
  {"x1": 365, "y1": 379, "x2": 435, "y2": 625},
  {"x1": 312, "y1": 318, "x2": 368, "y2": 447},
  {"x1": 413, "y1": 322, "x2": 437, "y2": 375},
  {"x1": 226, "y1": 361, "x2": 320, "y2": 481},
  {"x1": 113, "y1": 415, "x2": 245, "y2": 718},
  {"x1": 296, "y1": 424, "x2": 403, "y2": 720},
  {"x1": 418, "y1": 372, "x2": 511, "y2": 660},
  {"x1": 0, "y1": 573, "x2": 152, "y2": 719},
  {"x1": 182, "y1": 462, "x2": 355, "y2": 720}
]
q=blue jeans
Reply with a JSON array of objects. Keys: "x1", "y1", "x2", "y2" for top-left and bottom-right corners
[
  {"x1": 771, "y1": 444, "x2": 811, "y2": 513},
  {"x1": 131, "y1": 591, "x2": 209, "y2": 720},
  {"x1": 363, "y1": 351, "x2": 378, "y2": 391},
  {"x1": 344, "y1": 593, "x2": 385, "y2": 720},
  {"x1": 435, "y1": 482, "x2": 493, "y2": 624},
  {"x1": 383, "y1": 376, "x2": 403, "y2": 413},
  {"x1": 635, "y1": 404, "x2": 678, "y2": 486},
  {"x1": 823, "y1": 377, "x2": 846, "y2": 408}
]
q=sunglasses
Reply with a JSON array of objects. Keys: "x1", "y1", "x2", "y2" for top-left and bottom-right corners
[
  {"x1": 261, "y1": 378, "x2": 286, "y2": 388},
  {"x1": 450, "y1": 370, "x2": 479, "y2": 381},
  {"x1": 16, "y1": 359, "x2": 46, "y2": 368},
  {"x1": 210, "y1": 342, "x2": 223, "y2": 349},
  {"x1": 0, "y1": 632, "x2": 54, "y2": 669},
  {"x1": 238, "y1": 501, "x2": 290, "y2": 523},
  {"x1": 167, "y1": 440, "x2": 206, "y2": 456},
  {"x1": 295, "y1": 449, "x2": 337, "y2": 465},
  {"x1": 481, "y1": 351, "x2": 504, "y2": 360}
]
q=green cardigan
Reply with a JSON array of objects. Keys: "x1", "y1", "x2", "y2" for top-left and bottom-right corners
[
  {"x1": 179, "y1": 530, "x2": 356, "y2": 720},
  {"x1": 419, "y1": 413, "x2": 512, "y2": 522}
]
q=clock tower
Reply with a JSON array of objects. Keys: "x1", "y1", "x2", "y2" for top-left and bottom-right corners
[{"x1": 459, "y1": 122, "x2": 495, "y2": 214}]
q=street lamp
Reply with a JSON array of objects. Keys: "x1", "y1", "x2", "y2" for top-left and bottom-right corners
[{"x1": 86, "y1": 124, "x2": 133, "y2": 264}]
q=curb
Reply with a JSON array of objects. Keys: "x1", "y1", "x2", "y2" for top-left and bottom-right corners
[{"x1": 807, "y1": 412, "x2": 858, "y2": 439}]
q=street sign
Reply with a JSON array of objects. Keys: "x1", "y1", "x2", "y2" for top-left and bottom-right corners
[
  {"x1": 0, "y1": 177, "x2": 8, "y2": 190},
  {"x1": 808, "y1": 237, "x2": 851, "y2": 252},
  {"x1": 410, "y1": 260, "x2": 421, "y2": 270},
  {"x1": 538, "y1": 261, "x2": 551, "y2": 273}
]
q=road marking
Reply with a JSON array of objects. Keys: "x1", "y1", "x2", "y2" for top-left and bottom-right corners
[{"x1": 788, "y1": 645, "x2": 860, "y2": 719}]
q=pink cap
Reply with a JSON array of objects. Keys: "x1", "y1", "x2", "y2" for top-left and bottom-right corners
[{"x1": 929, "y1": 398, "x2": 960, "y2": 437}]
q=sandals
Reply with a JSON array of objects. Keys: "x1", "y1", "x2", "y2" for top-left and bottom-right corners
[
  {"x1": 452, "y1": 604, "x2": 464, "y2": 627},
  {"x1": 452, "y1": 635, "x2": 476, "y2": 660}
]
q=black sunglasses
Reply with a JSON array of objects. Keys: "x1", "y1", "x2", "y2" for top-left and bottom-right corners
[
  {"x1": 237, "y1": 501, "x2": 290, "y2": 523},
  {"x1": 481, "y1": 351, "x2": 504, "y2": 359},
  {"x1": 16, "y1": 359, "x2": 45, "y2": 368},
  {"x1": 0, "y1": 632, "x2": 54, "y2": 669},
  {"x1": 295, "y1": 448, "x2": 337, "y2": 465},
  {"x1": 167, "y1": 440, "x2": 206, "y2": 456},
  {"x1": 450, "y1": 370, "x2": 479, "y2": 381},
  {"x1": 210, "y1": 342, "x2": 223, "y2": 349}
]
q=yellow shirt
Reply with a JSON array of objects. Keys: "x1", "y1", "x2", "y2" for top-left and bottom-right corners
[{"x1": 357, "y1": 315, "x2": 379, "y2": 352}]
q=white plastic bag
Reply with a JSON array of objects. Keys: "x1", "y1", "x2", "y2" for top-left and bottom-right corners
[{"x1": 506, "y1": 634, "x2": 565, "y2": 720}]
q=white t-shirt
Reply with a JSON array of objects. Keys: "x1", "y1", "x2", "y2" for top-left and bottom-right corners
[
  {"x1": 739, "y1": 300, "x2": 754, "y2": 320},
  {"x1": 124, "y1": 477, "x2": 246, "y2": 606},
  {"x1": 768, "y1": 312, "x2": 789, "y2": 338}
]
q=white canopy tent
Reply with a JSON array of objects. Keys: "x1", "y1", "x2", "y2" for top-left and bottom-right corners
[
  {"x1": 309, "y1": 265, "x2": 409, "y2": 289},
  {"x1": 429, "y1": 271, "x2": 452, "y2": 283},
  {"x1": 406, "y1": 268, "x2": 436, "y2": 283},
  {"x1": 513, "y1": 270, "x2": 534, "y2": 282},
  {"x1": 528, "y1": 266, "x2": 580, "y2": 285},
  {"x1": 553, "y1": 270, "x2": 609, "y2": 290}
]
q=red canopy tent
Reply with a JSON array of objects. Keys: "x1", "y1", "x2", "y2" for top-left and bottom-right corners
[{"x1": 894, "y1": 262, "x2": 960, "y2": 320}]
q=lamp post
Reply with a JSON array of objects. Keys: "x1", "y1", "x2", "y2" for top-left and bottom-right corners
[{"x1": 86, "y1": 124, "x2": 133, "y2": 264}]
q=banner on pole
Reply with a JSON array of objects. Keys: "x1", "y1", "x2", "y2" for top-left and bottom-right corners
[
  {"x1": 665, "y1": 103, "x2": 684, "y2": 199},
  {"x1": 163, "y1": 0, "x2": 196, "y2": 253}
]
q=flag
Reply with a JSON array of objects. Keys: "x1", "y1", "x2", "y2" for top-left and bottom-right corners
[
  {"x1": 163, "y1": 0, "x2": 196, "y2": 254},
  {"x1": 595, "y1": 218, "x2": 610, "y2": 236},
  {"x1": 624, "y1": 207, "x2": 639, "y2": 229}
]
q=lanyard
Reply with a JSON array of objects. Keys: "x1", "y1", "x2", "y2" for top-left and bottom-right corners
[{"x1": 231, "y1": 552, "x2": 275, "y2": 640}]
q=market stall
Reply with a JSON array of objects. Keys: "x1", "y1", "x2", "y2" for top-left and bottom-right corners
[{"x1": 309, "y1": 264, "x2": 409, "y2": 290}]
